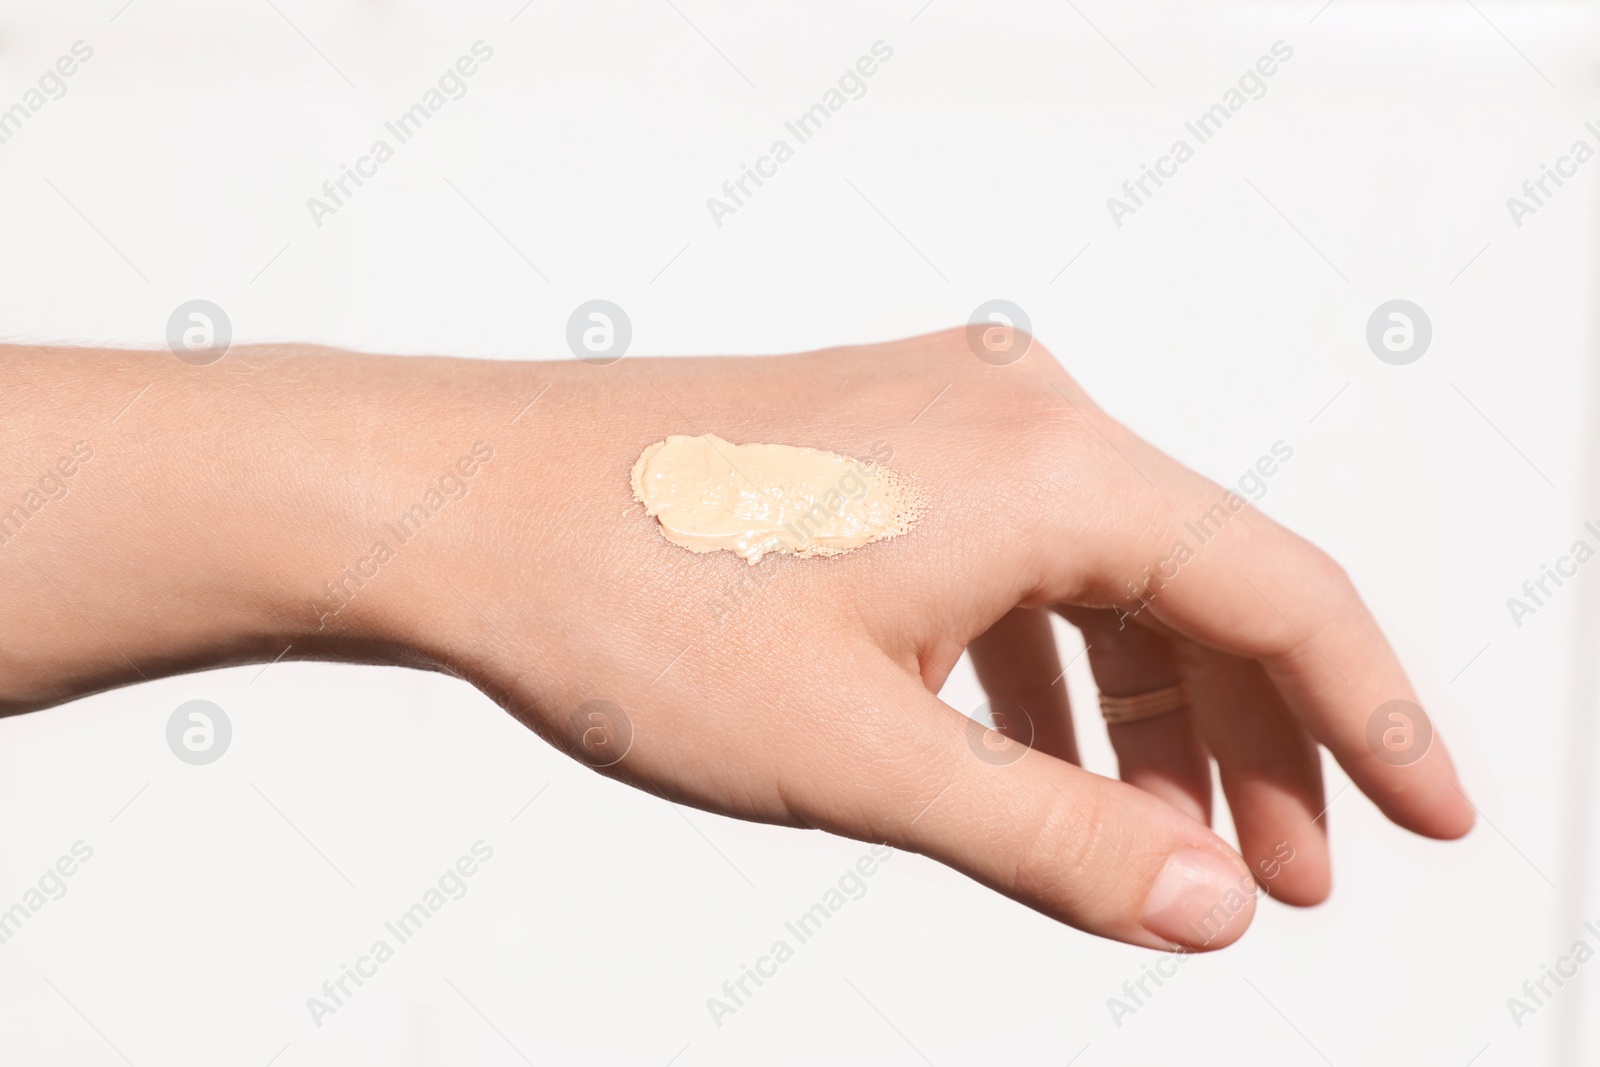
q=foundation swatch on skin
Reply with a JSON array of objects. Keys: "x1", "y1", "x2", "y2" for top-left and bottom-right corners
[{"x1": 631, "y1": 434, "x2": 924, "y2": 565}]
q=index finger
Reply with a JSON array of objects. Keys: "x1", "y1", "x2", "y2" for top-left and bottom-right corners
[{"x1": 1129, "y1": 498, "x2": 1471, "y2": 839}]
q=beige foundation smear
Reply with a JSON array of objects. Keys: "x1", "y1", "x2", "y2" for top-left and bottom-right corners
[{"x1": 631, "y1": 434, "x2": 924, "y2": 565}]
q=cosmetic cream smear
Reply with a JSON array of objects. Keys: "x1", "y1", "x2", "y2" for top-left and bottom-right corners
[{"x1": 631, "y1": 434, "x2": 924, "y2": 565}]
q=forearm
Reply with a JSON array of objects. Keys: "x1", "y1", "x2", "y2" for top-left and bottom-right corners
[{"x1": 0, "y1": 343, "x2": 545, "y2": 713}]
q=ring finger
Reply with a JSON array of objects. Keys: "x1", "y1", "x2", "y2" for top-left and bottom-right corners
[{"x1": 1060, "y1": 607, "x2": 1212, "y2": 825}]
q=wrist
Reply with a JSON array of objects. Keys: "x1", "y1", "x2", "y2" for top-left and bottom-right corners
[
  {"x1": 250, "y1": 348, "x2": 553, "y2": 678},
  {"x1": 0, "y1": 344, "x2": 557, "y2": 711}
]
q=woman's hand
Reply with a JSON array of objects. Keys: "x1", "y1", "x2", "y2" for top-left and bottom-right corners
[
  {"x1": 0, "y1": 330, "x2": 1472, "y2": 952},
  {"x1": 400, "y1": 328, "x2": 1473, "y2": 952}
]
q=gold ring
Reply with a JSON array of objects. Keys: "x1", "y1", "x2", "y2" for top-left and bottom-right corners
[{"x1": 1099, "y1": 683, "x2": 1188, "y2": 726}]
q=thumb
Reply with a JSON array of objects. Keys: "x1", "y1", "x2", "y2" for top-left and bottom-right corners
[{"x1": 798, "y1": 663, "x2": 1258, "y2": 951}]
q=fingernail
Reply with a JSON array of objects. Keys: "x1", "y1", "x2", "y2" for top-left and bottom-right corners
[{"x1": 1141, "y1": 848, "x2": 1253, "y2": 949}]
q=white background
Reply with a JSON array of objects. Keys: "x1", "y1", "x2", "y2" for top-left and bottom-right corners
[{"x1": 0, "y1": 1, "x2": 1597, "y2": 1064}]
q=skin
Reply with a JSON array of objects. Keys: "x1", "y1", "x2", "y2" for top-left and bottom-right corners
[{"x1": 0, "y1": 328, "x2": 1473, "y2": 952}]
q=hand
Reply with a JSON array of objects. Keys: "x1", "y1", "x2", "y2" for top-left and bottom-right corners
[
  {"x1": 390, "y1": 328, "x2": 1472, "y2": 951},
  {"x1": 0, "y1": 330, "x2": 1472, "y2": 952}
]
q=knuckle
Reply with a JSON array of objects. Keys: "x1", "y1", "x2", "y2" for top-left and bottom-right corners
[
  {"x1": 1300, "y1": 539, "x2": 1355, "y2": 603},
  {"x1": 1010, "y1": 785, "x2": 1120, "y2": 910}
]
